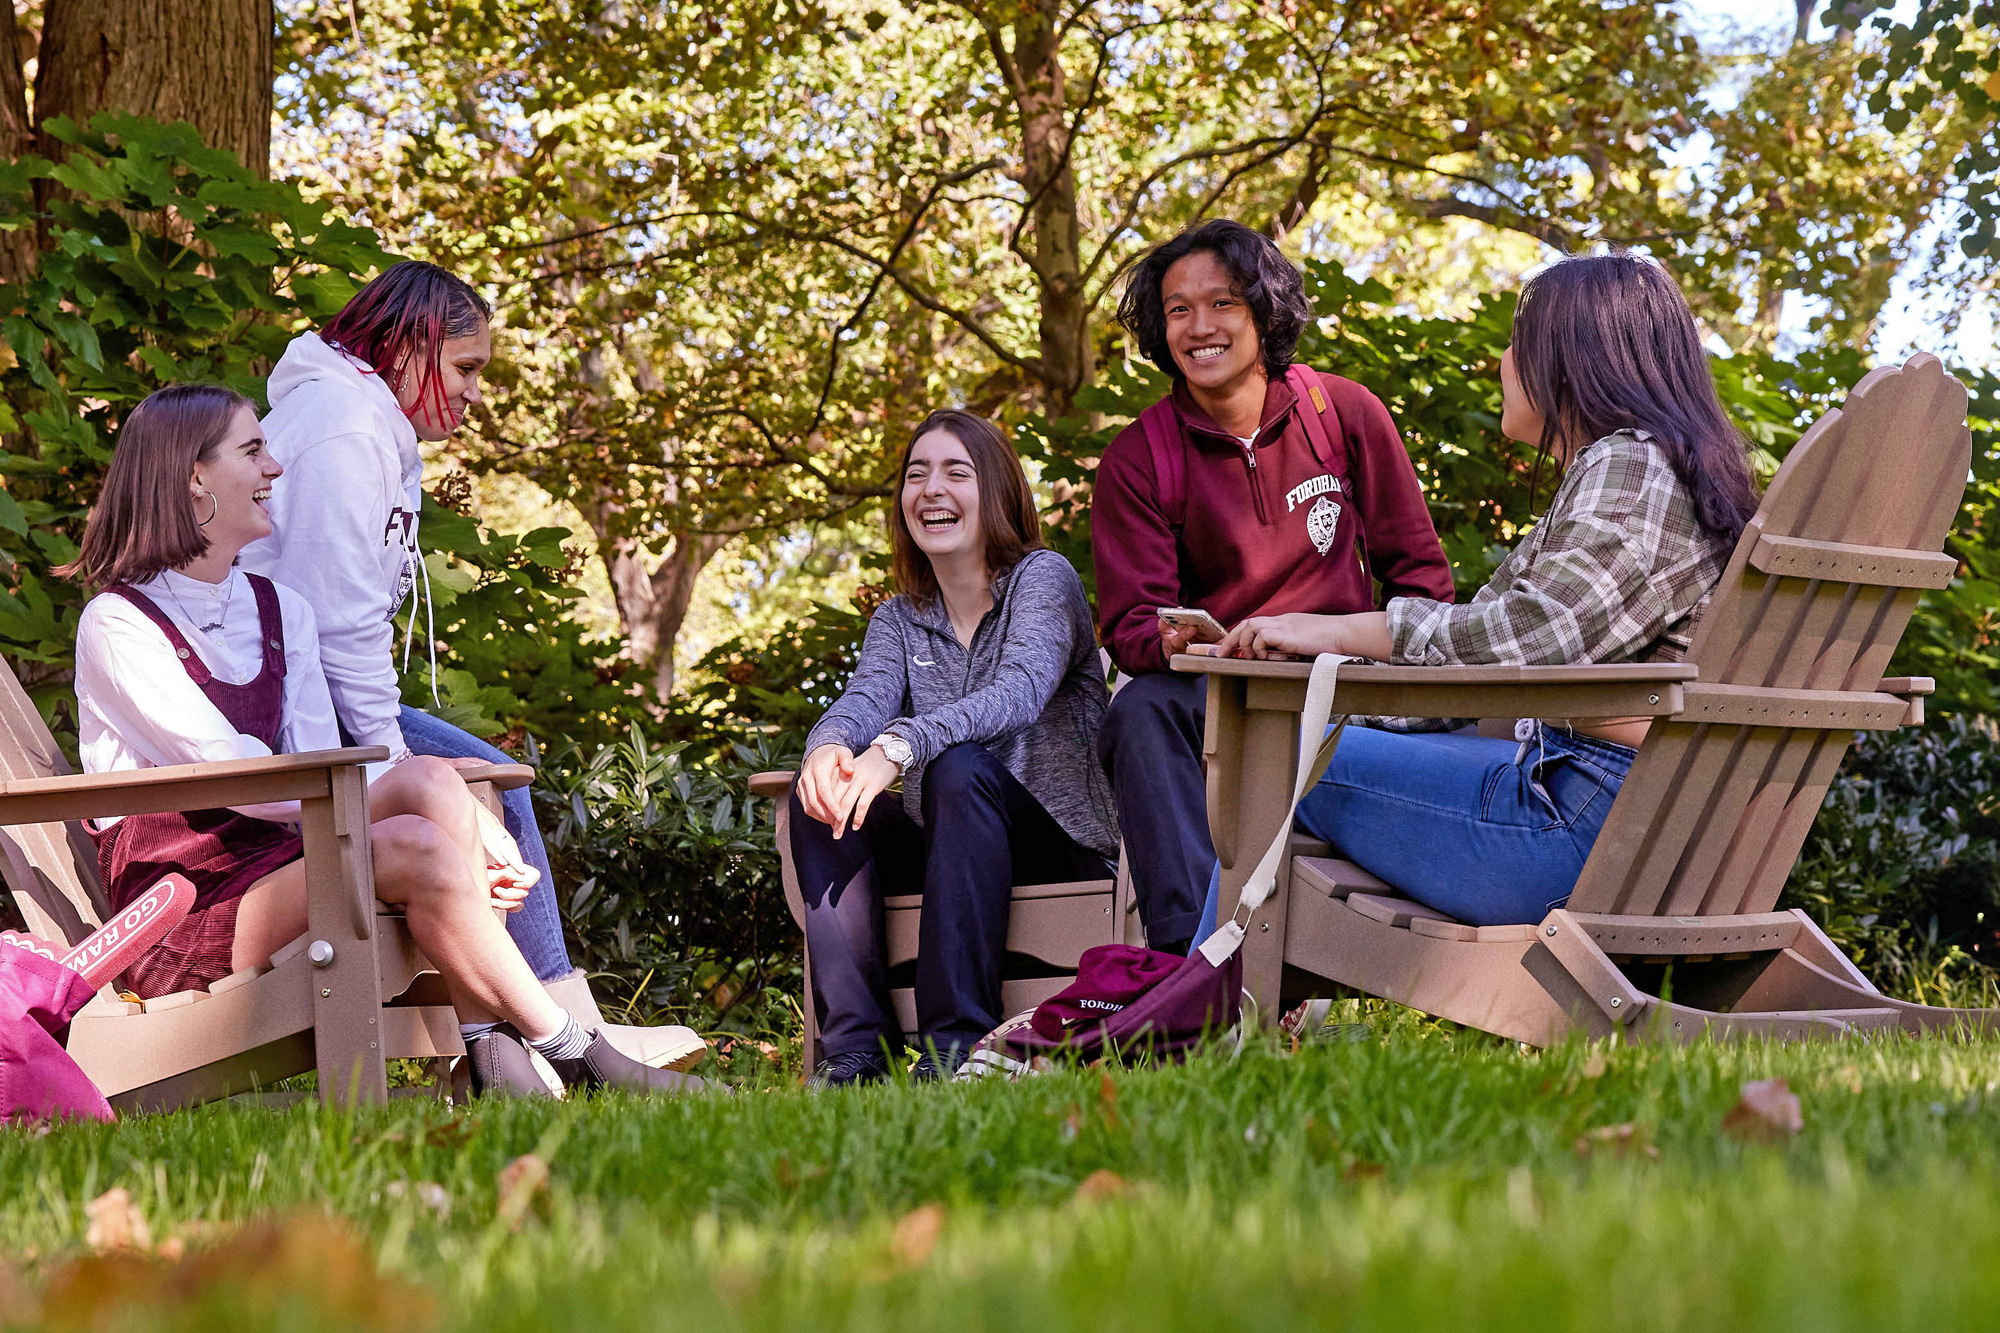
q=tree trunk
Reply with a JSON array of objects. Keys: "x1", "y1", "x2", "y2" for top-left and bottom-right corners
[
  {"x1": 1007, "y1": 2, "x2": 1091, "y2": 416},
  {"x1": 35, "y1": 0, "x2": 273, "y2": 176},
  {"x1": 579, "y1": 493, "x2": 728, "y2": 697},
  {"x1": 0, "y1": 2, "x2": 36, "y2": 287}
]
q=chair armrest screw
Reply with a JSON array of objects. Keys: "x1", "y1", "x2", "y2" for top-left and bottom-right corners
[{"x1": 308, "y1": 940, "x2": 335, "y2": 968}]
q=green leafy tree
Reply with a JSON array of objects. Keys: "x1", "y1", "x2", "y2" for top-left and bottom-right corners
[
  {"x1": 0, "y1": 114, "x2": 625, "y2": 743},
  {"x1": 1830, "y1": 0, "x2": 1999, "y2": 271},
  {"x1": 276, "y1": 0, "x2": 1906, "y2": 690}
]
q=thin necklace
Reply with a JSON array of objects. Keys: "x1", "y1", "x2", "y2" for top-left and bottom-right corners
[{"x1": 165, "y1": 571, "x2": 234, "y2": 635}]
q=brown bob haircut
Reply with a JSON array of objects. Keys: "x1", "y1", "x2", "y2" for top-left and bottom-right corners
[
  {"x1": 889, "y1": 409, "x2": 1043, "y2": 603},
  {"x1": 58, "y1": 384, "x2": 255, "y2": 587}
]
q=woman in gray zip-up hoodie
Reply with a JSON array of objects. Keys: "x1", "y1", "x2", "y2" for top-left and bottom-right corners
[{"x1": 793, "y1": 410, "x2": 1118, "y2": 1086}]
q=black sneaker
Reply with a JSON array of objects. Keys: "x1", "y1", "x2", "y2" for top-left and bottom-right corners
[
  {"x1": 910, "y1": 1046, "x2": 970, "y2": 1083},
  {"x1": 545, "y1": 1028, "x2": 718, "y2": 1096},
  {"x1": 807, "y1": 1050, "x2": 890, "y2": 1089},
  {"x1": 464, "y1": 1027, "x2": 553, "y2": 1100}
]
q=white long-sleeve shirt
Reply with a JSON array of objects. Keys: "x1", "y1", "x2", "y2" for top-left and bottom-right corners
[
  {"x1": 238, "y1": 332, "x2": 425, "y2": 755},
  {"x1": 74, "y1": 569, "x2": 382, "y2": 826}
]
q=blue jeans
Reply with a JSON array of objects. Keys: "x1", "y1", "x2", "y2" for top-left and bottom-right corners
[
  {"x1": 398, "y1": 706, "x2": 574, "y2": 981},
  {"x1": 1194, "y1": 724, "x2": 1635, "y2": 940}
]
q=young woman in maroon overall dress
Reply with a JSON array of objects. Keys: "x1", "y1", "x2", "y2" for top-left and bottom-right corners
[
  {"x1": 65, "y1": 385, "x2": 714, "y2": 1099},
  {"x1": 92, "y1": 574, "x2": 302, "y2": 998}
]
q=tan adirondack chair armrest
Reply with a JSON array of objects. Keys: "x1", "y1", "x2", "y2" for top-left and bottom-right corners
[
  {"x1": 1878, "y1": 677, "x2": 1935, "y2": 725},
  {"x1": 449, "y1": 761, "x2": 535, "y2": 791},
  {"x1": 747, "y1": 771, "x2": 798, "y2": 800},
  {"x1": 0, "y1": 747, "x2": 391, "y2": 825},
  {"x1": 1170, "y1": 654, "x2": 1697, "y2": 720}
]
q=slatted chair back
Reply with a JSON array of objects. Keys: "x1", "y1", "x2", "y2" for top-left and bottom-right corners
[
  {"x1": 0, "y1": 658, "x2": 108, "y2": 947},
  {"x1": 1569, "y1": 353, "x2": 1970, "y2": 919}
]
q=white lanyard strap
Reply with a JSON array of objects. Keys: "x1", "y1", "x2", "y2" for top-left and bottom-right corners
[{"x1": 1198, "y1": 653, "x2": 1349, "y2": 966}]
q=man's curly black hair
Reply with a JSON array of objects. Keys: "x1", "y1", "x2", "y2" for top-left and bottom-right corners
[{"x1": 1116, "y1": 219, "x2": 1315, "y2": 384}]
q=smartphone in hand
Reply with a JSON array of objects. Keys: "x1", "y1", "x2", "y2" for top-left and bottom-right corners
[{"x1": 1158, "y1": 606, "x2": 1227, "y2": 644}]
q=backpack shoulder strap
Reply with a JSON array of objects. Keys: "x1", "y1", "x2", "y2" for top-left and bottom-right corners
[
  {"x1": 1138, "y1": 397, "x2": 1187, "y2": 533},
  {"x1": 1285, "y1": 363, "x2": 1338, "y2": 466}
]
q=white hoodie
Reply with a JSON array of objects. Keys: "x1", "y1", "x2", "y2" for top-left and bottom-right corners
[{"x1": 239, "y1": 332, "x2": 424, "y2": 755}]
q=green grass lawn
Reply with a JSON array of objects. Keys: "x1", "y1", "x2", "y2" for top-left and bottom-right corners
[{"x1": 8, "y1": 1009, "x2": 2000, "y2": 1331}]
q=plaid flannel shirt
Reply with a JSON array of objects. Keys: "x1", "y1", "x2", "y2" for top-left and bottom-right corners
[{"x1": 1388, "y1": 429, "x2": 1730, "y2": 669}]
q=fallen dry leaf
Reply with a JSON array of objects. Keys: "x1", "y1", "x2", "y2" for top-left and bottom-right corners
[
  {"x1": 1832, "y1": 1065, "x2": 1865, "y2": 1095},
  {"x1": 1074, "y1": 1169, "x2": 1128, "y2": 1203},
  {"x1": 153, "y1": 1236, "x2": 185, "y2": 1263},
  {"x1": 1581, "y1": 1050, "x2": 1608, "y2": 1079},
  {"x1": 774, "y1": 1156, "x2": 829, "y2": 1190},
  {"x1": 889, "y1": 1203, "x2": 945, "y2": 1269},
  {"x1": 1721, "y1": 1077, "x2": 1804, "y2": 1142},
  {"x1": 1573, "y1": 1122, "x2": 1659, "y2": 1160},
  {"x1": 496, "y1": 1153, "x2": 550, "y2": 1231},
  {"x1": 0, "y1": 1259, "x2": 35, "y2": 1327},
  {"x1": 710, "y1": 1264, "x2": 762, "y2": 1311},
  {"x1": 43, "y1": 1213, "x2": 434, "y2": 1333},
  {"x1": 1097, "y1": 1073, "x2": 1122, "y2": 1132},
  {"x1": 424, "y1": 1116, "x2": 479, "y2": 1149},
  {"x1": 1342, "y1": 1160, "x2": 1386, "y2": 1183},
  {"x1": 83, "y1": 1188, "x2": 150, "y2": 1253}
]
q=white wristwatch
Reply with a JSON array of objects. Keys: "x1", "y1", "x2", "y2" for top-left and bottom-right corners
[{"x1": 872, "y1": 733, "x2": 913, "y2": 772}]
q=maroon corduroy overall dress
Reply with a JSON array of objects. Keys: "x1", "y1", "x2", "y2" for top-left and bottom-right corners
[{"x1": 91, "y1": 575, "x2": 305, "y2": 998}]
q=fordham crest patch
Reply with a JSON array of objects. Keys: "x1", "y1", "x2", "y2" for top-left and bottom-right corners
[{"x1": 1306, "y1": 493, "x2": 1342, "y2": 555}]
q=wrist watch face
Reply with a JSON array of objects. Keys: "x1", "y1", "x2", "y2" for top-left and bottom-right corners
[{"x1": 881, "y1": 736, "x2": 913, "y2": 768}]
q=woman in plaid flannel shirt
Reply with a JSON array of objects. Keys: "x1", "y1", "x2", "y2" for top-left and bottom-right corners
[{"x1": 1213, "y1": 254, "x2": 1761, "y2": 927}]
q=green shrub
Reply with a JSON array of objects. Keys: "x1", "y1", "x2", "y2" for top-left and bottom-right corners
[
  {"x1": 0, "y1": 114, "x2": 390, "y2": 726},
  {"x1": 1787, "y1": 714, "x2": 2000, "y2": 1003},
  {"x1": 403, "y1": 494, "x2": 636, "y2": 746},
  {"x1": 534, "y1": 725, "x2": 802, "y2": 1039},
  {"x1": 0, "y1": 113, "x2": 628, "y2": 748}
]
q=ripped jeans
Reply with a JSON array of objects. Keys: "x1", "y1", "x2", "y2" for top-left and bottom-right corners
[{"x1": 1287, "y1": 723, "x2": 1636, "y2": 927}]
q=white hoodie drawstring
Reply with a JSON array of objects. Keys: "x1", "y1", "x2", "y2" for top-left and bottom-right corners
[{"x1": 399, "y1": 540, "x2": 443, "y2": 710}]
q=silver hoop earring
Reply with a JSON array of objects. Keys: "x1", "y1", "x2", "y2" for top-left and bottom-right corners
[{"x1": 196, "y1": 492, "x2": 218, "y2": 528}]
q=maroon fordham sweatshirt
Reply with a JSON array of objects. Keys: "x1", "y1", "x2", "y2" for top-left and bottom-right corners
[{"x1": 1093, "y1": 368, "x2": 1455, "y2": 674}]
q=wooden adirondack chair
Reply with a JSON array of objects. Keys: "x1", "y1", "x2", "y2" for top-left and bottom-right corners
[
  {"x1": 1180, "y1": 352, "x2": 1987, "y2": 1044},
  {"x1": 747, "y1": 770, "x2": 1139, "y2": 1075},
  {"x1": 0, "y1": 658, "x2": 534, "y2": 1112}
]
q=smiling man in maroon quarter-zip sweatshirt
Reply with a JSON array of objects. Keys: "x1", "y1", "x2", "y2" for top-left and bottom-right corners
[{"x1": 1094, "y1": 220, "x2": 1454, "y2": 955}]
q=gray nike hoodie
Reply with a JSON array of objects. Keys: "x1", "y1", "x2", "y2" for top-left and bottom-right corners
[{"x1": 803, "y1": 548, "x2": 1120, "y2": 858}]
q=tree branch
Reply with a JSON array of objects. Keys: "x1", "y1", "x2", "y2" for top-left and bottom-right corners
[{"x1": 1417, "y1": 198, "x2": 1581, "y2": 252}]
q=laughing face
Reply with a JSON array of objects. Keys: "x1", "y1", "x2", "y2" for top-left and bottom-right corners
[
  {"x1": 901, "y1": 428, "x2": 986, "y2": 569},
  {"x1": 1161, "y1": 250, "x2": 1264, "y2": 396},
  {"x1": 191, "y1": 405, "x2": 283, "y2": 552},
  {"x1": 396, "y1": 323, "x2": 492, "y2": 442}
]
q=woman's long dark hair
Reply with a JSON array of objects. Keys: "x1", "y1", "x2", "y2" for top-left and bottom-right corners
[
  {"x1": 320, "y1": 260, "x2": 490, "y2": 425},
  {"x1": 889, "y1": 410, "x2": 1042, "y2": 603},
  {"x1": 1511, "y1": 253, "x2": 1758, "y2": 545}
]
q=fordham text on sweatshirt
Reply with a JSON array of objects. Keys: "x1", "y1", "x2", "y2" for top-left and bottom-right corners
[{"x1": 1092, "y1": 368, "x2": 1455, "y2": 674}]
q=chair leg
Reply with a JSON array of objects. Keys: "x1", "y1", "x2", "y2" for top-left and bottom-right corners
[
  {"x1": 300, "y1": 771, "x2": 389, "y2": 1107},
  {"x1": 800, "y1": 947, "x2": 820, "y2": 1078}
]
